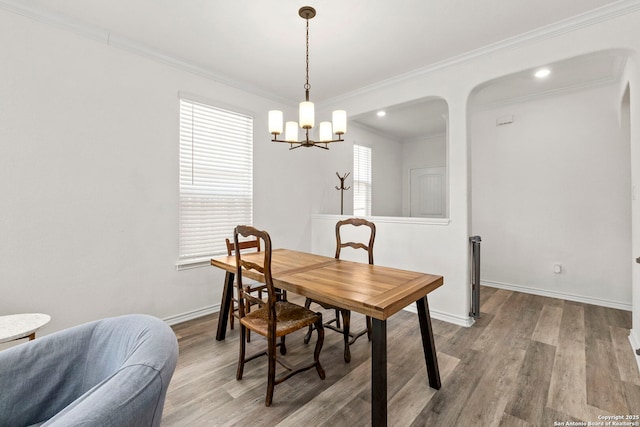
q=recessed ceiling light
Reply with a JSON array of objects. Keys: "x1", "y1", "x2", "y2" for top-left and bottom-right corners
[
  {"x1": 534, "y1": 68, "x2": 551, "y2": 79},
  {"x1": 377, "y1": 111, "x2": 386, "y2": 117}
]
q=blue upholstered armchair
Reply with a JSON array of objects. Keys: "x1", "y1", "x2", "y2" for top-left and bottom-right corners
[{"x1": 0, "y1": 314, "x2": 178, "y2": 426}]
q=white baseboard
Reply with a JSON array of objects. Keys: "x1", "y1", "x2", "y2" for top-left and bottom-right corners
[
  {"x1": 481, "y1": 280, "x2": 632, "y2": 311},
  {"x1": 163, "y1": 304, "x2": 219, "y2": 326},
  {"x1": 629, "y1": 329, "x2": 640, "y2": 373},
  {"x1": 403, "y1": 303, "x2": 475, "y2": 327}
]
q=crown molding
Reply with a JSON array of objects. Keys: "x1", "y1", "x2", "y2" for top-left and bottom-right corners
[
  {"x1": 2, "y1": 0, "x2": 639, "y2": 108},
  {"x1": 402, "y1": 132, "x2": 447, "y2": 144},
  {"x1": 0, "y1": 0, "x2": 108, "y2": 42},
  {"x1": 0, "y1": 0, "x2": 293, "y2": 105},
  {"x1": 106, "y1": 33, "x2": 292, "y2": 104},
  {"x1": 349, "y1": 121, "x2": 402, "y2": 141},
  {"x1": 319, "y1": 0, "x2": 640, "y2": 108}
]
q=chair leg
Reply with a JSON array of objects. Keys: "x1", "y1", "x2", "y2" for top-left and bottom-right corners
[
  {"x1": 341, "y1": 310, "x2": 351, "y2": 363},
  {"x1": 303, "y1": 298, "x2": 313, "y2": 344},
  {"x1": 313, "y1": 316, "x2": 326, "y2": 380},
  {"x1": 335, "y1": 308, "x2": 341, "y2": 329},
  {"x1": 229, "y1": 300, "x2": 235, "y2": 330},
  {"x1": 245, "y1": 299, "x2": 251, "y2": 342},
  {"x1": 280, "y1": 335, "x2": 287, "y2": 355},
  {"x1": 236, "y1": 325, "x2": 246, "y2": 380},
  {"x1": 304, "y1": 325, "x2": 313, "y2": 344},
  {"x1": 266, "y1": 332, "x2": 277, "y2": 407}
]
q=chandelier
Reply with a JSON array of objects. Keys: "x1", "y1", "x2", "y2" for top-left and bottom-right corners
[{"x1": 268, "y1": 6, "x2": 346, "y2": 150}]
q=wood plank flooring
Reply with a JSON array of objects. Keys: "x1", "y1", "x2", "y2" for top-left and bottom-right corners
[{"x1": 162, "y1": 287, "x2": 640, "y2": 426}]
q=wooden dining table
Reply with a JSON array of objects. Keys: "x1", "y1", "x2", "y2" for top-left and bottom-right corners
[{"x1": 211, "y1": 249, "x2": 443, "y2": 427}]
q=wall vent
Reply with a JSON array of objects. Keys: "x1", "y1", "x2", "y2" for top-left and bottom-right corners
[{"x1": 496, "y1": 115, "x2": 514, "y2": 126}]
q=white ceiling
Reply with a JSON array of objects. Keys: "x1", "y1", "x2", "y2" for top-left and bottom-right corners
[
  {"x1": 5, "y1": 0, "x2": 629, "y2": 139},
  {"x1": 351, "y1": 98, "x2": 450, "y2": 141}
]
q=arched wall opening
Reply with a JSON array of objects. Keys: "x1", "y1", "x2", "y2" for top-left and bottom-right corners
[{"x1": 467, "y1": 50, "x2": 633, "y2": 309}]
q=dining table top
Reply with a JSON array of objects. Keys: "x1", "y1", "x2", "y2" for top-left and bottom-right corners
[{"x1": 210, "y1": 248, "x2": 443, "y2": 321}]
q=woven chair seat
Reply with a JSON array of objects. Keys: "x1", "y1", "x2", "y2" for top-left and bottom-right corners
[
  {"x1": 233, "y1": 225, "x2": 325, "y2": 406},
  {"x1": 241, "y1": 301, "x2": 319, "y2": 337}
]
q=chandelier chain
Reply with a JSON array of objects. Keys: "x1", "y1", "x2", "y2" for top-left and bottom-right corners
[{"x1": 304, "y1": 18, "x2": 310, "y2": 93}]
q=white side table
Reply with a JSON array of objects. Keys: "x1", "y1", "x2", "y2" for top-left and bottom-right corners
[{"x1": 0, "y1": 313, "x2": 51, "y2": 344}]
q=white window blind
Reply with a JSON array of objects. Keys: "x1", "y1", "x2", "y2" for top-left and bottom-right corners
[
  {"x1": 353, "y1": 144, "x2": 371, "y2": 216},
  {"x1": 178, "y1": 98, "x2": 253, "y2": 267}
]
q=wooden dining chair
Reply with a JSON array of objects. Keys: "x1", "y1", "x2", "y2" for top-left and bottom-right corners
[
  {"x1": 226, "y1": 236, "x2": 265, "y2": 342},
  {"x1": 234, "y1": 225, "x2": 325, "y2": 407},
  {"x1": 304, "y1": 217, "x2": 376, "y2": 363}
]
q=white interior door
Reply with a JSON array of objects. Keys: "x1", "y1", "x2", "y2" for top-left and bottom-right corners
[{"x1": 410, "y1": 167, "x2": 447, "y2": 218}]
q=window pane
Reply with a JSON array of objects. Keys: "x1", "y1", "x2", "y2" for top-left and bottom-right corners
[
  {"x1": 353, "y1": 144, "x2": 371, "y2": 216},
  {"x1": 178, "y1": 99, "x2": 253, "y2": 263}
]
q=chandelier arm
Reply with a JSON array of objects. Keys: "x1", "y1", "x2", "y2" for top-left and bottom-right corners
[
  {"x1": 288, "y1": 144, "x2": 329, "y2": 151},
  {"x1": 271, "y1": 136, "x2": 344, "y2": 144}
]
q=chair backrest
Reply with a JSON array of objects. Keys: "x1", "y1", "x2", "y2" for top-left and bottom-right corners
[
  {"x1": 234, "y1": 225, "x2": 275, "y2": 318},
  {"x1": 225, "y1": 236, "x2": 261, "y2": 256},
  {"x1": 335, "y1": 218, "x2": 376, "y2": 265}
]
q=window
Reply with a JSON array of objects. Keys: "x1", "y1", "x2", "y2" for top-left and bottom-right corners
[
  {"x1": 178, "y1": 98, "x2": 253, "y2": 267},
  {"x1": 353, "y1": 144, "x2": 371, "y2": 216}
]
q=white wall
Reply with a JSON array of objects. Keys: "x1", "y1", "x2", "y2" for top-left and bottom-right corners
[
  {"x1": 621, "y1": 56, "x2": 640, "y2": 362},
  {"x1": 470, "y1": 83, "x2": 632, "y2": 308},
  {"x1": 0, "y1": 9, "x2": 322, "y2": 335},
  {"x1": 316, "y1": 9, "x2": 640, "y2": 327},
  {"x1": 370, "y1": 137, "x2": 403, "y2": 217}
]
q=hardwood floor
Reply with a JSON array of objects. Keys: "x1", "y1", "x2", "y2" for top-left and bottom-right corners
[{"x1": 162, "y1": 287, "x2": 640, "y2": 426}]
